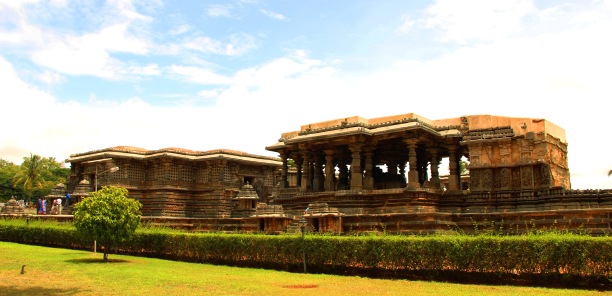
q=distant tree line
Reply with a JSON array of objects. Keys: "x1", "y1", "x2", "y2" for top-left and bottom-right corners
[{"x1": 0, "y1": 154, "x2": 70, "y2": 203}]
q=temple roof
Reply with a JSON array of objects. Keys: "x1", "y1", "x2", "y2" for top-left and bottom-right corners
[
  {"x1": 267, "y1": 113, "x2": 566, "y2": 151},
  {"x1": 66, "y1": 146, "x2": 282, "y2": 166}
]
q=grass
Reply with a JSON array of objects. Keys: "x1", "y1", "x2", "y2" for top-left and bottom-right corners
[{"x1": 0, "y1": 242, "x2": 605, "y2": 296}]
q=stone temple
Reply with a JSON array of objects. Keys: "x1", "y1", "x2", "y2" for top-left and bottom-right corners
[{"x1": 64, "y1": 113, "x2": 612, "y2": 234}]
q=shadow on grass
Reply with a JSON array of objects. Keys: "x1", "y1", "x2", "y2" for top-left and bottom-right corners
[
  {"x1": 65, "y1": 258, "x2": 130, "y2": 264},
  {"x1": 1, "y1": 286, "x2": 85, "y2": 296}
]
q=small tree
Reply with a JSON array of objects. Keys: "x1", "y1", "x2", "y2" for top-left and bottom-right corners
[{"x1": 73, "y1": 186, "x2": 142, "y2": 261}]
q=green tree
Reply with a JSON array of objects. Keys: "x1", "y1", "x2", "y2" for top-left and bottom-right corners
[
  {"x1": 0, "y1": 160, "x2": 22, "y2": 201},
  {"x1": 11, "y1": 154, "x2": 69, "y2": 203},
  {"x1": 39, "y1": 156, "x2": 70, "y2": 191},
  {"x1": 287, "y1": 158, "x2": 296, "y2": 167},
  {"x1": 460, "y1": 159, "x2": 470, "y2": 175},
  {"x1": 73, "y1": 186, "x2": 142, "y2": 261},
  {"x1": 12, "y1": 154, "x2": 47, "y2": 203}
]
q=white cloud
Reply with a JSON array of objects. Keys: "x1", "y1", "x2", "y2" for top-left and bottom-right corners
[
  {"x1": 169, "y1": 24, "x2": 191, "y2": 36},
  {"x1": 31, "y1": 24, "x2": 150, "y2": 78},
  {"x1": 1, "y1": 1, "x2": 153, "y2": 79},
  {"x1": 127, "y1": 64, "x2": 160, "y2": 76},
  {"x1": 0, "y1": 0, "x2": 38, "y2": 10},
  {"x1": 398, "y1": 15, "x2": 414, "y2": 34},
  {"x1": 207, "y1": 4, "x2": 232, "y2": 18},
  {"x1": 423, "y1": 0, "x2": 537, "y2": 43},
  {"x1": 2, "y1": 1, "x2": 612, "y2": 192},
  {"x1": 170, "y1": 65, "x2": 232, "y2": 85},
  {"x1": 107, "y1": 0, "x2": 154, "y2": 22},
  {"x1": 260, "y1": 9, "x2": 286, "y2": 20},
  {"x1": 182, "y1": 33, "x2": 256, "y2": 56},
  {"x1": 37, "y1": 70, "x2": 65, "y2": 85},
  {"x1": 198, "y1": 89, "x2": 222, "y2": 98}
]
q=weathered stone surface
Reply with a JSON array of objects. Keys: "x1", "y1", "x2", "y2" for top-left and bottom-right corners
[{"x1": 56, "y1": 113, "x2": 611, "y2": 235}]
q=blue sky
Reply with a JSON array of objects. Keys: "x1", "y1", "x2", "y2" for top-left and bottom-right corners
[{"x1": 1, "y1": 0, "x2": 611, "y2": 189}]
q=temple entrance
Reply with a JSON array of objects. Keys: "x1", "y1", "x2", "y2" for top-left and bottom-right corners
[{"x1": 312, "y1": 218, "x2": 319, "y2": 232}]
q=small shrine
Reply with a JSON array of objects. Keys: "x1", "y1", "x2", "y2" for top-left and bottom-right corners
[
  {"x1": 231, "y1": 182, "x2": 260, "y2": 217},
  {"x1": 1, "y1": 198, "x2": 25, "y2": 214},
  {"x1": 71, "y1": 179, "x2": 92, "y2": 204}
]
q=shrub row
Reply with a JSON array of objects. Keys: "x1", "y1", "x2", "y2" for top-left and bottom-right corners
[{"x1": 2, "y1": 222, "x2": 612, "y2": 284}]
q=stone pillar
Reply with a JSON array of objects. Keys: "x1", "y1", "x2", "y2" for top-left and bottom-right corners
[
  {"x1": 301, "y1": 153, "x2": 311, "y2": 192},
  {"x1": 308, "y1": 158, "x2": 315, "y2": 191},
  {"x1": 429, "y1": 148, "x2": 440, "y2": 183},
  {"x1": 448, "y1": 145, "x2": 459, "y2": 191},
  {"x1": 404, "y1": 139, "x2": 419, "y2": 188},
  {"x1": 349, "y1": 143, "x2": 363, "y2": 190},
  {"x1": 279, "y1": 151, "x2": 289, "y2": 189},
  {"x1": 324, "y1": 150, "x2": 335, "y2": 191},
  {"x1": 313, "y1": 153, "x2": 323, "y2": 192},
  {"x1": 295, "y1": 156, "x2": 303, "y2": 188},
  {"x1": 364, "y1": 149, "x2": 374, "y2": 190}
]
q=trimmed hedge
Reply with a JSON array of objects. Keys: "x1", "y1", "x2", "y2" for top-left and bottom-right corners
[{"x1": 2, "y1": 222, "x2": 612, "y2": 287}]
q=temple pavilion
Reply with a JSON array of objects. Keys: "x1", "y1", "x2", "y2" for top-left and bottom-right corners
[{"x1": 266, "y1": 113, "x2": 570, "y2": 193}]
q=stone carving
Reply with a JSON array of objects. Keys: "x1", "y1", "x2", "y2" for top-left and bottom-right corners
[
  {"x1": 482, "y1": 169, "x2": 493, "y2": 189},
  {"x1": 541, "y1": 165, "x2": 552, "y2": 187},
  {"x1": 471, "y1": 170, "x2": 481, "y2": 190},
  {"x1": 493, "y1": 169, "x2": 502, "y2": 189},
  {"x1": 521, "y1": 167, "x2": 533, "y2": 188},
  {"x1": 501, "y1": 168, "x2": 512, "y2": 188},
  {"x1": 533, "y1": 165, "x2": 542, "y2": 187},
  {"x1": 512, "y1": 168, "x2": 521, "y2": 189}
]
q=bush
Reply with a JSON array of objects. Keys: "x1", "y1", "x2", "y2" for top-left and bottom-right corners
[{"x1": 1, "y1": 219, "x2": 611, "y2": 288}]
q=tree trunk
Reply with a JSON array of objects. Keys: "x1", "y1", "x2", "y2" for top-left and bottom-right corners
[{"x1": 103, "y1": 242, "x2": 110, "y2": 261}]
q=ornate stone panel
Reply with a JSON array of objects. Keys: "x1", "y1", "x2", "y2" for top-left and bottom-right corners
[
  {"x1": 521, "y1": 166, "x2": 533, "y2": 189},
  {"x1": 541, "y1": 164, "x2": 552, "y2": 188},
  {"x1": 471, "y1": 170, "x2": 481, "y2": 191},
  {"x1": 512, "y1": 168, "x2": 521, "y2": 189},
  {"x1": 126, "y1": 163, "x2": 145, "y2": 181},
  {"x1": 482, "y1": 169, "x2": 493, "y2": 190},
  {"x1": 533, "y1": 165, "x2": 542, "y2": 187},
  {"x1": 500, "y1": 168, "x2": 512, "y2": 189},
  {"x1": 493, "y1": 168, "x2": 502, "y2": 190}
]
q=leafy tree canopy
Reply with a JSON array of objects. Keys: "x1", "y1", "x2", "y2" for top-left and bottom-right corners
[
  {"x1": 8, "y1": 154, "x2": 69, "y2": 202},
  {"x1": 0, "y1": 161, "x2": 21, "y2": 201},
  {"x1": 73, "y1": 186, "x2": 142, "y2": 261}
]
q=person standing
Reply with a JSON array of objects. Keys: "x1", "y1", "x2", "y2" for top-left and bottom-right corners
[
  {"x1": 65, "y1": 192, "x2": 71, "y2": 207},
  {"x1": 56, "y1": 198, "x2": 62, "y2": 214}
]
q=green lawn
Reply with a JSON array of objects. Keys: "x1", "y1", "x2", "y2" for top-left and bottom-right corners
[{"x1": 0, "y1": 242, "x2": 605, "y2": 296}]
